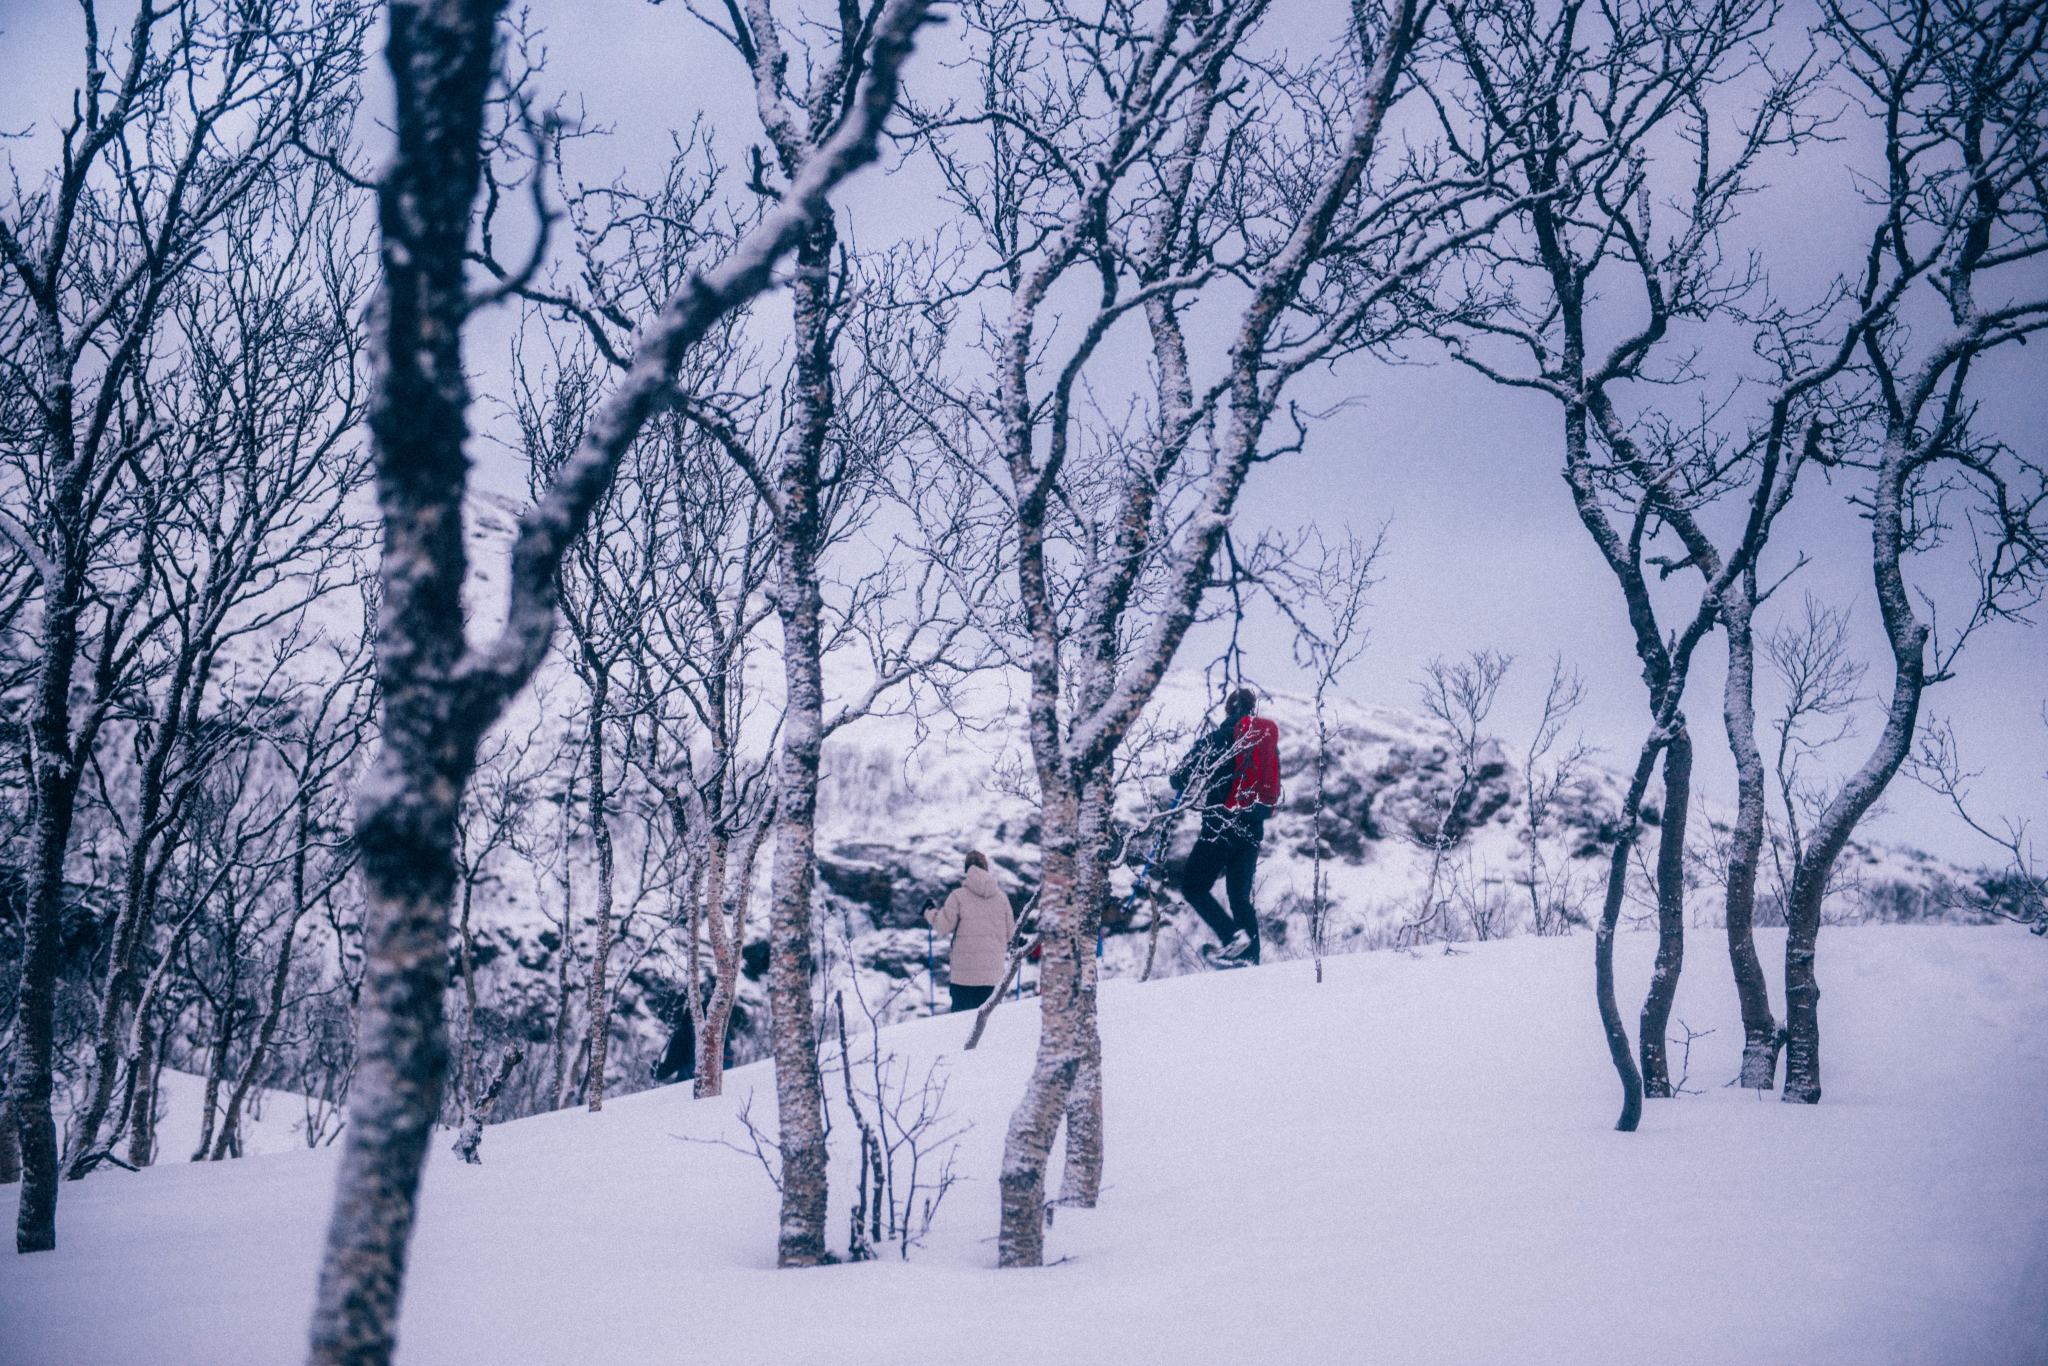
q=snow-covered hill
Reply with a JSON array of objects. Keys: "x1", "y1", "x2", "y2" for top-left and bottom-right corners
[
  {"x1": 439, "y1": 492, "x2": 2020, "y2": 1084},
  {"x1": 7, "y1": 924, "x2": 2046, "y2": 1365}
]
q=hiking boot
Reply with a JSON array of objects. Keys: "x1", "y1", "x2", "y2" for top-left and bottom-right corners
[{"x1": 1217, "y1": 930, "x2": 1252, "y2": 960}]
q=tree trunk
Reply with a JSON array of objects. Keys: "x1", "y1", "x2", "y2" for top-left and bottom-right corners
[
  {"x1": 9, "y1": 519, "x2": 89, "y2": 1251},
  {"x1": 1638, "y1": 726, "x2": 1691, "y2": 1098},
  {"x1": 0, "y1": 1100, "x2": 21, "y2": 1184},
  {"x1": 122, "y1": 901, "x2": 205, "y2": 1168},
  {"x1": 455, "y1": 856, "x2": 481, "y2": 1118},
  {"x1": 1594, "y1": 742, "x2": 1660, "y2": 1132},
  {"x1": 765, "y1": 484, "x2": 830, "y2": 1267},
  {"x1": 550, "y1": 832, "x2": 577, "y2": 1112},
  {"x1": 213, "y1": 908, "x2": 309, "y2": 1160},
  {"x1": 192, "y1": 998, "x2": 238, "y2": 1162},
  {"x1": 300, "y1": 5, "x2": 933, "y2": 1335},
  {"x1": 1719, "y1": 572, "x2": 1782, "y2": 1087},
  {"x1": 694, "y1": 845, "x2": 732, "y2": 1100},
  {"x1": 450, "y1": 1047, "x2": 522, "y2": 1164},
  {"x1": 698, "y1": 817, "x2": 768, "y2": 1100},
  {"x1": 1058, "y1": 776, "x2": 1112, "y2": 1210},
  {"x1": 1779, "y1": 421, "x2": 1931, "y2": 1105},
  {"x1": 304, "y1": 4, "x2": 505, "y2": 1354},
  {"x1": 127, "y1": 1009, "x2": 174, "y2": 1170},
  {"x1": 764, "y1": 211, "x2": 838, "y2": 1268},
  {"x1": 581, "y1": 660, "x2": 616, "y2": 1112},
  {"x1": 998, "y1": 785, "x2": 1085, "y2": 1266}
]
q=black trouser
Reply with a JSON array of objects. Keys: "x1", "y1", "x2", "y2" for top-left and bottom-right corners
[
  {"x1": 1182, "y1": 831, "x2": 1261, "y2": 963},
  {"x1": 949, "y1": 983, "x2": 995, "y2": 1013}
]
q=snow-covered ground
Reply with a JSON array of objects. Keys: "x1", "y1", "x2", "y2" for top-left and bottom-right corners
[
  {"x1": 7, "y1": 925, "x2": 2046, "y2": 1366},
  {"x1": 122, "y1": 1069, "x2": 332, "y2": 1163}
]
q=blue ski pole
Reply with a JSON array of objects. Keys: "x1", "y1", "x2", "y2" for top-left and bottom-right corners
[{"x1": 1120, "y1": 789, "x2": 1189, "y2": 922}]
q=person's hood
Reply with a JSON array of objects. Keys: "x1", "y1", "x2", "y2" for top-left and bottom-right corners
[{"x1": 963, "y1": 864, "x2": 1002, "y2": 899}]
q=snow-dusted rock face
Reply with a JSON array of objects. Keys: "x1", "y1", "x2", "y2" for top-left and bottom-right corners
[{"x1": 793, "y1": 673, "x2": 2013, "y2": 1038}]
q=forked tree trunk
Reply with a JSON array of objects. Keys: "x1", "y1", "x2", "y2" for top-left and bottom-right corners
[
  {"x1": 450, "y1": 1047, "x2": 522, "y2": 1164},
  {"x1": 191, "y1": 998, "x2": 238, "y2": 1162},
  {"x1": 302, "y1": 7, "x2": 933, "y2": 1339},
  {"x1": 124, "y1": 906, "x2": 204, "y2": 1168},
  {"x1": 1638, "y1": 727, "x2": 1692, "y2": 1098},
  {"x1": 214, "y1": 911, "x2": 309, "y2": 1160},
  {"x1": 1781, "y1": 442, "x2": 1929, "y2": 1104},
  {"x1": 126, "y1": 1011, "x2": 174, "y2": 1170},
  {"x1": 697, "y1": 820, "x2": 767, "y2": 1099}
]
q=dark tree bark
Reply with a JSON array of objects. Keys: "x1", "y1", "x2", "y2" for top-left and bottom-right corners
[
  {"x1": 191, "y1": 994, "x2": 239, "y2": 1163},
  {"x1": 1593, "y1": 743, "x2": 1660, "y2": 1131},
  {"x1": 0, "y1": 1101, "x2": 21, "y2": 1186},
  {"x1": 1774, "y1": 0, "x2": 2048, "y2": 1105},
  {"x1": 1638, "y1": 728, "x2": 1691, "y2": 1097},
  {"x1": 1719, "y1": 569, "x2": 1784, "y2": 1088}
]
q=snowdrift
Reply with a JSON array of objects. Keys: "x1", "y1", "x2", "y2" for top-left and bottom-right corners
[{"x1": 6, "y1": 925, "x2": 2046, "y2": 1366}]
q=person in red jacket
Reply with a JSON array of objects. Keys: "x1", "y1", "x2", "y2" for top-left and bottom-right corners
[{"x1": 1171, "y1": 687, "x2": 1280, "y2": 965}]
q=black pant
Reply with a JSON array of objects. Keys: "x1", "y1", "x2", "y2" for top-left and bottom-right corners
[
  {"x1": 1182, "y1": 833, "x2": 1261, "y2": 963},
  {"x1": 949, "y1": 983, "x2": 995, "y2": 1013}
]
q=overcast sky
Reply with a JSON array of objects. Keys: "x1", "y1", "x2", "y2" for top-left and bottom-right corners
[{"x1": 3, "y1": 0, "x2": 2041, "y2": 869}]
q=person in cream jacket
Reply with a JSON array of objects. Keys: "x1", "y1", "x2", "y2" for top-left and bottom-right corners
[{"x1": 927, "y1": 851, "x2": 1015, "y2": 1011}]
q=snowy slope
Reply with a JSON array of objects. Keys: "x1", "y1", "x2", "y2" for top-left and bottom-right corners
[
  {"x1": 418, "y1": 489, "x2": 2020, "y2": 1080},
  {"x1": 7, "y1": 924, "x2": 2046, "y2": 1366},
  {"x1": 129, "y1": 1070, "x2": 331, "y2": 1162}
]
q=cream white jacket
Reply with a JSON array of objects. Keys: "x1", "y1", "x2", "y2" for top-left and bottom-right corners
[{"x1": 927, "y1": 865, "x2": 1015, "y2": 987}]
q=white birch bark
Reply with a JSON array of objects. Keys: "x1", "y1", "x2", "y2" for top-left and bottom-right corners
[{"x1": 304, "y1": 4, "x2": 936, "y2": 1354}]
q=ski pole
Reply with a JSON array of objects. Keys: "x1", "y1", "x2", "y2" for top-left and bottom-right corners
[
  {"x1": 1119, "y1": 788, "x2": 1189, "y2": 923},
  {"x1": 926, "y1": 923, "x2": 934, "y2": 1014}
]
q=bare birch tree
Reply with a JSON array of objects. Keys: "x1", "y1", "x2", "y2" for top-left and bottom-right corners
[
  {"x1": 302, "y1": 0, "x2": 938, "y2": 1356},
  {"x1": 1768, "y1": 0, "x2": 2048, "y2": 1104},
  {"x1": 1437, "y1": 0, "x2": 1880, "y2": 1123},
  {"x1": 911, "y1": 0, "x2": 1530, "y2": 1264},
  {"x1": 1406, "y1": 650, "x2": 1512, "y2": 943},
  {"x1": 486, "y1": 21, "x2": 987, "y2": 1253},
  {"x1": 64, "y1": 156, "x2": 372, "y2": 1178},
  {"x1": 1518, "y1": 658, "x2": 1593, "y2": 938},
  {"x1": 0, "y1": 0, "x2": 369, "y2": 1253}
]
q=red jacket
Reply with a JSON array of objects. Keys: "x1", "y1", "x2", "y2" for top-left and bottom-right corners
[{"x1": 1226, "y1": 716, "x2": 1280, "y2": 811}]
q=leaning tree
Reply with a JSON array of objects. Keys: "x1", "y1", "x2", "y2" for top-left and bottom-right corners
[{"x1": 301, "y1": 0, "x2": 941, "y2": 1359}]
